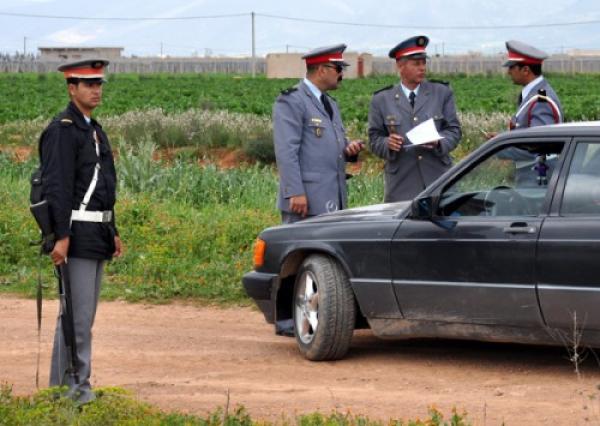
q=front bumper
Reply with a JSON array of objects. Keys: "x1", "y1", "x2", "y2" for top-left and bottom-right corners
[{"x1": 242, "y1": 271, "x2": 279, "y2": 323}]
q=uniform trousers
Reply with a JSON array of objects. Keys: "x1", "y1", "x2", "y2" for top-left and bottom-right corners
[{"x1": 49, "y1": 257, "x2": 105, "y2": 403}]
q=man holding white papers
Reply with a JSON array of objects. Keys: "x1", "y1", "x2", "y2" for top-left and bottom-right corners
[{"x1": 368, "y1": 35, "x2": 462, "y2": 202}]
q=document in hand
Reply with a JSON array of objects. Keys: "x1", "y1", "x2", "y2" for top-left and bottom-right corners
[{"x1": 406, "y1": 118, "x2": 445, "y2": 145}]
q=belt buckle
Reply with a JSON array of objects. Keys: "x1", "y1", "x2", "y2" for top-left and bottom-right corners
[{"x1": 102, "y1": 211, "x2": 112, "y2": 222}]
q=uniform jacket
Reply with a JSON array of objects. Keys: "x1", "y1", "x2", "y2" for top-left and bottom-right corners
[
  {"x1": 40, "y1": 102, "x2": 118, "y2": 260},
  {"x1": 510, "y1": 77, "x2": 563, "y2": 130},
  {"x1": 504, "y1": 77, "x2": 563, "y2": 186},
  {"x1": 273, "y1": 80, "x2": 355, "y2": 216},
  {"x1": 368, "y1": 80, "x2": 462, "y2": 202}
]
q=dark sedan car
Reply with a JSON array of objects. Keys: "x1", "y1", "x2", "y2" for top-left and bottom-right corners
[{"x1": 243, "y1": 123, "x2": 600, "y2": 360}]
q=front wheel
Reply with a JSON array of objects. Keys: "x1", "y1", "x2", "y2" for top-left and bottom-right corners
[{"x1": 293, "y1": 254, "x2": 355, "y2": 361}]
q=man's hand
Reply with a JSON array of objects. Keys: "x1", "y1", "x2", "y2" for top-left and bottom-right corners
[
  {"x1": 387, "y1": 134, "x2": 404, "y2": 152},
  {"x1": 421, "y1": 140, "x2": 440, "y2": 150},
  {"x1": 113, "y1": 236, "x2": 123, "y2": 258},
  {"x1": 344, "y1": 140, "x2": 364, "y2": 156},
  {"x1": 289, "y1": 195, "x2": 308, "y2": 217},
  {"x1": 51, "y1": 237, "x2": 70, "y2": 265},
  {"x1": 484, "y1": 131, "x2": 498, "y2": 140}
]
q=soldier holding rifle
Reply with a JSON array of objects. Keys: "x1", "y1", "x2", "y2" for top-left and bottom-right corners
[{"x1": 35, "y1": 59, "x2": 122, "y2": 404}]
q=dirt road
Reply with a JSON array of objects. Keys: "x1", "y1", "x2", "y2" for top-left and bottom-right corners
[{"x1": 1, "y1": 296, "x2": 599, "y2": 424}]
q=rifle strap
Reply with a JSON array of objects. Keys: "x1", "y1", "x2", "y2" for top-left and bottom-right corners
[{"x1": 35, "y1": 251, "x2": 43, "y2": 389}]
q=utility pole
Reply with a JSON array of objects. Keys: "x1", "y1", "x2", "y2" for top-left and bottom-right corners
[
  {"x1": 23, "y1": 36, "x2": 26, "y2": 56},
  {"x1": 160, "y1": 42, "x2": 163, "y2": 58},
  {"x1": 286, "y1": 44, "x2": 289, "y2": 53},
  {"x1": 251, "y1": 11, "x2": 256, "y2": 78}
]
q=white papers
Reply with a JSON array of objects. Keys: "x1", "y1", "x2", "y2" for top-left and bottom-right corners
[{"x1": 405, "y1": 118, "x2": 444, "y2": 145}]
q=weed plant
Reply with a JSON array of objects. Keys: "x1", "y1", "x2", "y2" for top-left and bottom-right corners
[{"x1": 0, "y1": 383, "x2": 470, "y2": 425}]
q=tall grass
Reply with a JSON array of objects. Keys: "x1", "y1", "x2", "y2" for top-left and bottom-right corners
[
  {"x1": 0, "y1": 108, "x2": 507, "y2": 166},
  {"x1": 0, "y1": 148, "x2": 383, "y2": 303}
]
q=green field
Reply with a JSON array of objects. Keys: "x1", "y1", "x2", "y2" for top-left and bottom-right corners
[
  {"x1": 2, "y1": 72, "x2": 600, "y2": 304},
  {"x1": 2, "y1": 72, "x2": 600, "y2": 125}
]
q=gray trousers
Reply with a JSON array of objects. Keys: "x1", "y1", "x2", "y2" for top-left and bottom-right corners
[{"x1": 49, "y1": 257, "x2": 104, "y2": 403}]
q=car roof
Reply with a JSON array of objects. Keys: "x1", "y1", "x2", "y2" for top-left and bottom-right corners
[{"x1": 498, "y1": 121, "x2": 600, "y2": 139}]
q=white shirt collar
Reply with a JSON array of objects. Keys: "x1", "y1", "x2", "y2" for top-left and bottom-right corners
[
  {"x1": 83, "y1": 115, "x2": 91, "y2": 124},
  {"x1": 401, "y1": 82, "x2": 420, "y2": 99},
  {"x1": 522, "y1": 75, "x2": 544, "y2": 101},
  {"x1": 303, "y1": 78, "x2": 323, "y2": 100}
]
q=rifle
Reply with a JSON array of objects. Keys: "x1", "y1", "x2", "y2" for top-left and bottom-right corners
[
  {"x1": 56, "y1": 263, "x2": 79, "y2": 384},
  {"x1": 30, "y1": 195, "x2": 79, "y2": 384}
]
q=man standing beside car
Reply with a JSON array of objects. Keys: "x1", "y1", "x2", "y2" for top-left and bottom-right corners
[
  {"x1": 41, "y1": 59, "x2": 122, "y2": 404},
  {"x1": 486, "y1": 40, "x2": 564, "y2": 186},
  {"x1": 273, "y1": 44, "x2": 364, "y2": 224},
  {"x1": 368, "y1": 35, "x2": 462, "y2": 203}
]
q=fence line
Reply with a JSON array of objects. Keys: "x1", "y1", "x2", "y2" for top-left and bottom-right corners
[{"x1": 2, "y1": 56, "x2": 600, "y2": 75}]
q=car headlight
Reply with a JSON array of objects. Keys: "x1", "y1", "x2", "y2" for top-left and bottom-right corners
[{"x1": 253, "y1": 238, "x2": 266, "y2": 269}]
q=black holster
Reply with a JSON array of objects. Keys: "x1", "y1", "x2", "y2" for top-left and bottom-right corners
[{"x1": 30, "y1": 168, "x2": 55, "y2": 254}]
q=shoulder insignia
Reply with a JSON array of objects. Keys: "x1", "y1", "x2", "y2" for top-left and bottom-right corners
[
  {"x1": 60, "y1": 118, "x2": 73, "y2": 125},
  {"x1": 280, "y1": 86, "x2": 298, "y2": 95},
  {"x1": 373, "y1": 85, "x2": 393, "y2": 95},
  {"x1": 429, "y1": 79, "x2": 450, "y2": 86}
]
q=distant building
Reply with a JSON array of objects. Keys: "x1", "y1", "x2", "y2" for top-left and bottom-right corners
[
  {"x1": 565, "y1": 49, "x2": 600, "y2": 57},
  {"x1": 38, "y1": 47, "x2": 124, "y2": 61},
  {"x1": 266, "y1": 52, "x2": 373, "y2": 79}
]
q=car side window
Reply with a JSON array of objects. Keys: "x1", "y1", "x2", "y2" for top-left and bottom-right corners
[
  {"x1": 437, "y1": 142, "x2": 565, "y2": 217},
  {"x1": 561, "y1": 142, "x2": 600, "y2": 216}
]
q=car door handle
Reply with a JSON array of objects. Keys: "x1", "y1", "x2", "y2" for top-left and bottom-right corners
[{"x1": 503, "y1": 225, "x2": 537, "y2": 234}]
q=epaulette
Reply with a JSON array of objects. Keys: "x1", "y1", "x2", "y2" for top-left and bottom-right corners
[
  {"x1": 60, "y1": 118, "x2": 73, "y2": 126},
  {"x1": 429, "y1": 79, "x2": 450, "y2": 86},
  {"x1": 373, "y1": 85, "x2": 393, "y2": 95},
  {"x1": 280, "y1": 86, "x2": 298, "y2": 95}
]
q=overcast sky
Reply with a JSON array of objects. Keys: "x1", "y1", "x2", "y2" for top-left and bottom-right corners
[{"x1": 1, "y1": 0, "x2": 599, "y2": 57}]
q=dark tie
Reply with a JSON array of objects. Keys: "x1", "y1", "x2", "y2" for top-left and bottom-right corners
[
  {"x1": 409, "y1": 91, "x2": 416, "y2": 109},
  {"x1": 518, "y1": 93, "x2": 523, "y2": 105},
  {"x1": 321, "y1": 94, "x2": 333, "y2": 119}
]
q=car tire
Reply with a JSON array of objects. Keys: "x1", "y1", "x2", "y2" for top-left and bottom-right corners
[{"x1": 293, "y1": 254, "x2": 355, "y2": 361}]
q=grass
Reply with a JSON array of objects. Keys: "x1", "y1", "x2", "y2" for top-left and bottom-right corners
[
  {"x1": 0, "y1": 150, "x2": 383, "y2": 304},
  {"x1": 0, "y1": 384, "x2": 470, "y2": 426}
]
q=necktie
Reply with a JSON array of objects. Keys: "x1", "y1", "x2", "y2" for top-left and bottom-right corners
[
  {"x1": 409, "y1": 91, "x2": 416, "y2": 109},
  {"x1": 518, "y1": 93, "x2": 523, "y2": 105},
  {"x1": 321, "y1": 94, "x2": 333, "y2": 119}
]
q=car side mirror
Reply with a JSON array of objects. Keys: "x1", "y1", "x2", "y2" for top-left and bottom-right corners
[{"x1": 410, "y1": 195, "x2": 438, "y2": 219}]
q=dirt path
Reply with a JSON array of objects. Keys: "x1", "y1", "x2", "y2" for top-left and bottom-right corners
[{"x1": 1, "y1": 296, "x2": 599, "y2": 424}]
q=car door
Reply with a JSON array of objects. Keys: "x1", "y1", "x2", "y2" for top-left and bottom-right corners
[
  {"x1": 537, "y1": 139, "x2": 600, "y2": 331},
  {"x1": 391, "y1": 139, "x2": 567, "y2": 326}
]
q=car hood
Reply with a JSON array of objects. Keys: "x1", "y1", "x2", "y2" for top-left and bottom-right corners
[{"x1": 299, "y1": 201, "x2": 411, "y2": 224}]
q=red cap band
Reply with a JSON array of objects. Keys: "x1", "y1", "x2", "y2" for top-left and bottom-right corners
[
  {"x1": 395, "y1": 46, "x2": 426, "y2": 59},
  {"x1": 305, "y1": 52, "x2": 344, "y2": 65},
  {"x1": 507, "y1": 51, "x2": 543, "y2": 65},
  {"x1": 63, "y1": 66, "x2": 105, "y2": 79}
]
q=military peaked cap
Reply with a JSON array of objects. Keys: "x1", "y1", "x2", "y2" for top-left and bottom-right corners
[
  {"x1": 58, "y1": 59, "x2": 109, "y2": 82},
  {"x1": 389, "y1": 35, "x2": 429, "y2": 60},
  {"x1": 503, "y1": 40, "x2": 548, "y2": 67},
  {"x1": 301, "y1": 44, "x2": 350, "y2": 67}
]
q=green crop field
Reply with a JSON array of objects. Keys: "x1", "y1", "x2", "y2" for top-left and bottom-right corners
[
  {"x1": 2, "y1": 72, "x2": 600, "y2": 125},
  {"x1": 2, "y1": 72, "x2": 600, "y2": 305}
]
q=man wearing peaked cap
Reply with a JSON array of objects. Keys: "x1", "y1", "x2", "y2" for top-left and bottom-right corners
[
  {"x1": 38, "y1": 59, "x2": 122, "y2": 403},
  {"x1": 487, "y1": 41, "x2": 564, "y2": 186},
  {"x1": 368, "y1": 35, "x2": 462, "y2": 202},
  {"x1": 503, "y1": 40, "x2": 563, "y2": 130},
  {"x1": 273, "y1": 44, "x2": 364, "y2": 225}
]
